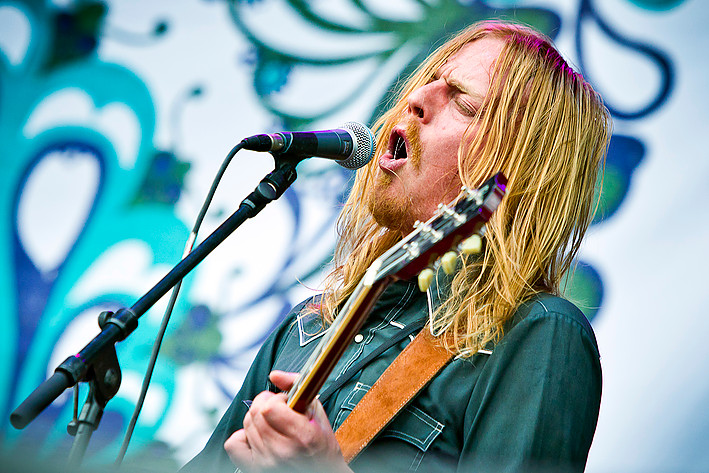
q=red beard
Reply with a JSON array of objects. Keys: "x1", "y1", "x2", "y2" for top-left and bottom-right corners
[{"x1": 367, "y1": 121, "x2": 422, "y2": 233}]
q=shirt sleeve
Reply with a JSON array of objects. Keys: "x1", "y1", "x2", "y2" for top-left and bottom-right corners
[{"x1": 458, "y1": 298, "x2": 602, "y2": 473}]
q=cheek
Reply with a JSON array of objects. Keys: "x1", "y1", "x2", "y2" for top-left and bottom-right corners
[
  {"x1": 432, "y1": 135, "x2": 463, "y2": 173},
  {"x1": 431, "y1": 135, "x2": 464, "y2": 197}
]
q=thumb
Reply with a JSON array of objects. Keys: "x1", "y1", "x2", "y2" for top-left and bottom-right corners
[{"x1": 269, "y1": 370, "x2": 299, "y2": 391}]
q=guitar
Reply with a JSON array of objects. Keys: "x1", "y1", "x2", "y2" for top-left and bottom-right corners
[{"x1": 287, "y1": 172, "x2": 507, "y2": 412}]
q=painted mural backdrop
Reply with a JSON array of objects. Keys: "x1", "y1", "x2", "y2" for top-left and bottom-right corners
[{"x1": 0, "y1": 0, "x2": 706, "y2": 471}]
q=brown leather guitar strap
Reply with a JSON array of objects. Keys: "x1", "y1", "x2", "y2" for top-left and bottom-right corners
[{"x1": 334, "y1": 329, "x2": 454, "y2": 463}]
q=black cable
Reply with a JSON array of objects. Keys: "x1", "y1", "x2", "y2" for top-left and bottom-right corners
[{"x1": 115, "y1": 141, "x2": 246, "y2": 466}]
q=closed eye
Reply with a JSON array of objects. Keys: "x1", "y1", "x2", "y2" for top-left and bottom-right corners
[
  {"x1": 454, "y1": 97, "x2": 476, "y2": 116},
  {"x1": 444, "y1": 78, "x2": 478, "y2": 116}
]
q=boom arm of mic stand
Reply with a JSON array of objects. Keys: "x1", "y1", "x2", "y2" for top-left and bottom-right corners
[{"x1": 10, "y1": 160, "x2": 299, "y2": 430}]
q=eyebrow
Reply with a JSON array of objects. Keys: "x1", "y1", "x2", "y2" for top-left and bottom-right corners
[{"x1": 445, "y1": 75, "x2": 485, "y2": 103}]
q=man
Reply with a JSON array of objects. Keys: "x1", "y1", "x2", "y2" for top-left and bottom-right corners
[{"x1": 183, "y1": 19, "x2": 610, "y2": 472}]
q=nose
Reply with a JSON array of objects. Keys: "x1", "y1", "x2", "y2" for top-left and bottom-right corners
[{"x1": 407, "y1": 79, "x2": 444, "y2": 123}]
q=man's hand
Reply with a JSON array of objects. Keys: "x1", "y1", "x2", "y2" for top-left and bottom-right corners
[{"x1": 224, "y1": 370, "x2": 351, "y2": 472}]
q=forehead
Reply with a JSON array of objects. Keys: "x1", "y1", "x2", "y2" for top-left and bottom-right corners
[{"x1": 437, "y1": 37, "x2": 505, "y2": 92}]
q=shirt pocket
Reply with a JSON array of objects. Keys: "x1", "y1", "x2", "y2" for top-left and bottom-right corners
[{"x1": 334, "y1": 382, "x2": 445, "y2": 471}]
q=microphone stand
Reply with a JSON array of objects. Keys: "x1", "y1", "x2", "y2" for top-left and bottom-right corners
[{"x1": 10, "y1": 158, "x2": 300, "y2": 467}]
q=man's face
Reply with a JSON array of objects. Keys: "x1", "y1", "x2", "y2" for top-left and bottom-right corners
[{"x1": 368, "y1": 37, "x2": 504, "y2": 235}]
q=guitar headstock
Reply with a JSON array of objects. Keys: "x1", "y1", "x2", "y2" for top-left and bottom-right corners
[{"x1": 366, "y1": 172, "x2": 507, "y2": 289}]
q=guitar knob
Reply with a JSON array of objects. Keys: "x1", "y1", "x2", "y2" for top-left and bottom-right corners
[
  {"x1": 417, "y1": 268, "x2": 435, "y2": 292},
  {"x1": 441, "y1": 251, "x2": 457, "y2": 275},
  {"x1": 460, "y1": 234, "x2": 482, "y2": 254}
]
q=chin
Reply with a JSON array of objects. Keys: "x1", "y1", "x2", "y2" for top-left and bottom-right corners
[{"x1": 367, "y1": 188, "x2": 412, "y2": 233}]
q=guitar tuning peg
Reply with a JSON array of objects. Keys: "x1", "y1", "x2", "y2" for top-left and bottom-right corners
[
  {"x1": 441, "y1": 251, "x2": 458, "y2": 275},
  {"x1": 460, "y1": 234, "x2": 482, "y2": 255},
  {"x1": 417, "y1": 268, "x2": 435, "y2": 292}
]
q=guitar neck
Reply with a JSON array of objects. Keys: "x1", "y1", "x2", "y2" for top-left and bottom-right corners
[
  {"x1": 285, "y1": 173, "x2": 507, "y2": 413},
  {"x1": 287, "y1": 276, "x2": 391, "y2": 413}
]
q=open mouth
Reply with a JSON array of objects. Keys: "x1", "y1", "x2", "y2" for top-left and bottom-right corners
[{"x1": 391, "y1": 131, "x2": 408, "y2": 160}]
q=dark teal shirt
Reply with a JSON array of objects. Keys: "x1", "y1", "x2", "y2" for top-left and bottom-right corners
[{"x1": 183, "y1": 279, "x2": 601, "y2": 472}]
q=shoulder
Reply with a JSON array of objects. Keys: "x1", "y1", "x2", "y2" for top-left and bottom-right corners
[
  {"x1": 479, "y1": 293, "x2": 602, "y2": 389},
  {"x1": 268, "y1": 295, "x2": 325, "y2": 350},
  {"x1": 267, "y1": 295, "x2": 330, "y2": 374},
  {"x1": 246, "y1": 295, "x2": 324, "y2": 368},
  {"x1": 503, "y1": 293, "x2": 599, "y2": 354},
  {"x1": 473, "y1": 292, "x2": 602, "y2": 409},
  {"x1": 274, "y1": 294, "x2": 321, "y2": 333},
  {"x1": 451, "y1": 294, "x2": 603, "y2": 471}
]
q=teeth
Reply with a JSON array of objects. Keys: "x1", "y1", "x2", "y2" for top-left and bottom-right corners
[{"x1": 393, "y1": 136, "x2": 406, "y2": 160}]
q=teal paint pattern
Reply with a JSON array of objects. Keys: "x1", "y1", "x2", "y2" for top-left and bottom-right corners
[
  {"x1": 1, "y1": 1, "x2": 189, "y2": 464},
  {"x1": 0, "y1": 0, "x2": 681, "y2": 466}
]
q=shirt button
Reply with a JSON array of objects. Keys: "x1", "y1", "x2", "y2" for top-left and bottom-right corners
[{"x1": 354, "y1": 334, "x2": 364, "y2": 343}]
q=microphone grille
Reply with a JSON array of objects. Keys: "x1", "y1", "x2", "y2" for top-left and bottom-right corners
[{"x1": 337, "y1": 122, "x2": 375, "y2": 170}]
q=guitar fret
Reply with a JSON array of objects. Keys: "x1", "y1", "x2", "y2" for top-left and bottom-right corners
[{"x1": 286, "y1": 173, "x2": 507, "y2": 414}]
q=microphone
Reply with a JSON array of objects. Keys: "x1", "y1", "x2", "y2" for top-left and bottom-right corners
[{"x1": 241, "y1": 121, "x2": 375, "y2": 170}]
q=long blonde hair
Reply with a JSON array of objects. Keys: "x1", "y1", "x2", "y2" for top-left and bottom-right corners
[{"x1": 318, "y1": 20, "x2": 611, "y2": 357}]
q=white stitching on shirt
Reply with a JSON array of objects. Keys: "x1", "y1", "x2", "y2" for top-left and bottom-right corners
[
  {"x1": 336, "y1": 284, "x2": 416, "y2": 376},
  {"x1": 536, "y1": 299, "x2": 550, "y2": 313}
]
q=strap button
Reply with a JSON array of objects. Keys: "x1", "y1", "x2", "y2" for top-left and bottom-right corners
[{"x1": 354, "y1": 334, "x2": 364, "y2": 343}]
